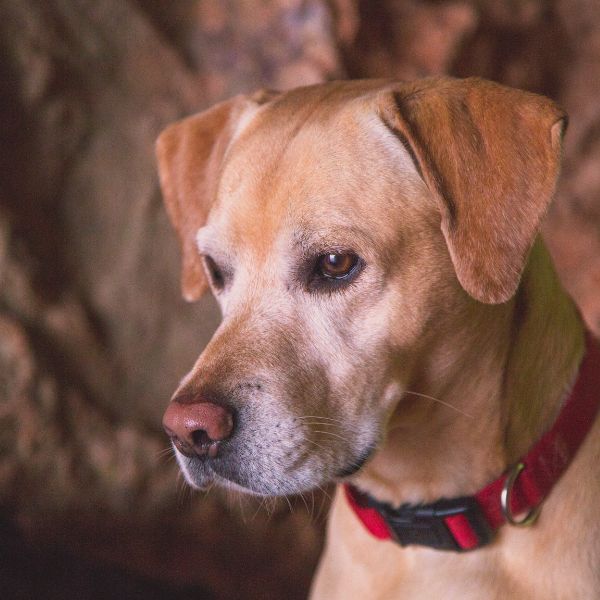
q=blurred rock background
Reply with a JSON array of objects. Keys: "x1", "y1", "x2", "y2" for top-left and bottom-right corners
[{"x1": 1, "y1": 1, "x2": 599, "y2": 598}]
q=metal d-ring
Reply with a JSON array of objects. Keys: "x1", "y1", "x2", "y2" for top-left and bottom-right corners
[{"x1": 500, "y1": 462, "x2": 541, "y2": 527}]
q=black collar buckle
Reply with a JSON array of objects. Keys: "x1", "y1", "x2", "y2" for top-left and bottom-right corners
[{"x1": 371, "y1": 495, "x2": 494, "y2": 551}]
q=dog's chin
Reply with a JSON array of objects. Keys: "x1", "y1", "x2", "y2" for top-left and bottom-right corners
[
  {"x1": 184, "y1": 470, "x2": 259, "y2": 496},
  {"x1": 177, "y1": 456, "x2": 268, "y2": 495},
  {"x1": 177, "y1": 454, "x2": 322, "y2": 496},
  {"x1": 175, "y1": 441, "x2": 377, "y2": 496}
]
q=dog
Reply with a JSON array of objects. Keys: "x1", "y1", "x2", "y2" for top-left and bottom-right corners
[{"x1": 156, "y1": 77, "x2": 600, "y2": 599}]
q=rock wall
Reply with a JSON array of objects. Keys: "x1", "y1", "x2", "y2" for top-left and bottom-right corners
[{"x1": 1, "y1": 1, "x2": 599, "y2": 598}]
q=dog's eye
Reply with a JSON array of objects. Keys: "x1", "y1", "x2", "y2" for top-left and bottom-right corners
[
  {"x1": 203, "y1": 255, "x2": 225, "y2": 290},
  {"x1": 317, "y1": 253, "x2": 359, "y2": 279}
]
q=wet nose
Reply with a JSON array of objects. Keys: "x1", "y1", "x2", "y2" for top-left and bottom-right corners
[{"x1": 162, "y1": 396, "x2": 234, "y2": 458}]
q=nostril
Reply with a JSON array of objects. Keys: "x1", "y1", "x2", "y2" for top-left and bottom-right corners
[
  {"x1": 191, "y1": 429, "x2": 211, "y2": 447},
  {"x1": 170, "y1": 436, "x2": 196, "y2": 458},
  {"x1": 190, "y1": 429, "x2": 223, "y2": 459}
]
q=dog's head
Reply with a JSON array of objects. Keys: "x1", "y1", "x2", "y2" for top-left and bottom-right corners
[{"x1": 156, "y1": 78, "x2": 565, "y2": 496}]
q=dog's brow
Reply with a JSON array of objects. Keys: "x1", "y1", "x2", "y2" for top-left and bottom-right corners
[{"x1": 292, "y1": 226, "x2": 376, "y2": 255}]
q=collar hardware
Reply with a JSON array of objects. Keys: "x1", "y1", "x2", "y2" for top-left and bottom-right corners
[
  {"x1": 361, "y1": 489, "x2": 493, "y2": 551},
  {"x1": 500, "y1": 462, "x2": 541, "y2": 527}
]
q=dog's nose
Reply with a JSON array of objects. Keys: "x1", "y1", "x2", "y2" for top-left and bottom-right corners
[{"x1": 162, "y1": 396, "x2": 234, "y2": 458}]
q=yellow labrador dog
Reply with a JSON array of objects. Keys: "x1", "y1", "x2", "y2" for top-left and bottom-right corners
[{"x1": 157, "y1": 78, "x2": 600, "y2": 599}]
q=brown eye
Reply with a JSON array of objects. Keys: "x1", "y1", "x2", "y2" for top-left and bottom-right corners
[{"x1": 317, "y1": 253, "x2": 359, "y2": 279}]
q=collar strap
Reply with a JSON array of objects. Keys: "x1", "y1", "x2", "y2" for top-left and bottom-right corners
[{"x1": 345, "y1": 332, "x2": 600, "y2": 551}]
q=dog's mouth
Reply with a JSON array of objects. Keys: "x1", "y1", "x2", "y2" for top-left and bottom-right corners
[
  {"x1": 176, "y1": 452, "x2": 292, "y2": 496},
  {"x1": 173, "y1": 435, "x2": 378, "y2": 496},
  {"x1": 174, "y1": 451, "x2": 223, "y2": 491},
  {"x1": 335, "y1": 443, "x2": 377, "y2": 479},
  {"x1": 165, "y1": 396, "x2": 383, "y2": 495}
]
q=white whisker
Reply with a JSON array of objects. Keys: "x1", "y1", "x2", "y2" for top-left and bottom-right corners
[
  {"x1": 306, "y1": 438, "x2": 330, "y2": 453},
  {"x1": 315, "y1": 484, "x2": 333, "y2": 523},
  {"x1": 301, "y1": 421, "x2": 362, "y2": 433},
  {"x1": 313, "y1": 429, "x2": 350, "y2": 442},
  {"x1": 403, "y1": 389, "x2": 474, "y2": 419},
  {"x1": 298, "y1": 415, "x2": 345, "y2": 422},
  {"x1": 299, "y1": 492, "x2": 310, "y2": 515}
]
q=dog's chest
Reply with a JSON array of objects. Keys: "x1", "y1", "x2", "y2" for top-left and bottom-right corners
[{"x1": 310, "y1": 484, "x2": 600, "y2": 600}]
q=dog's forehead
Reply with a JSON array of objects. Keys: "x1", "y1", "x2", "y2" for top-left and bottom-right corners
[{"x1": 205, "y1": 84, "x2": 427, "y2": 257}]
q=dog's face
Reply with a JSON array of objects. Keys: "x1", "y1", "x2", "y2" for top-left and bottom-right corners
[{"x1": 157, "y1": 79, "x2": 565, "y2": 496}]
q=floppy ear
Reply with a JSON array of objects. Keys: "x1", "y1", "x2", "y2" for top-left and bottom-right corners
[
  {"x1": 156, "y1": 90, "x2": 278, "y2": 301},
  {"x1": 379, "y1": 77, "x2": 567, "y2": 304}
]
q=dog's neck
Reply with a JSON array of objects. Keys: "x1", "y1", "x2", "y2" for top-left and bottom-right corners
[{"x1": 354, "y1": 239, "x2": 585, "y2": 507}]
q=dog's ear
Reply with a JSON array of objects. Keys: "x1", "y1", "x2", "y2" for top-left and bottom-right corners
[
  {"x1": 379, "y1": 77, "x2": 567, "y2": 304},
  {"x1": 156, "y1": 90, "x2": 278, "y2": 301}
]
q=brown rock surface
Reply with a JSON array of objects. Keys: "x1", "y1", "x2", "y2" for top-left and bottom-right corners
[{"x1": 1, "y1": 0, "x2": 599, "y2": 598}]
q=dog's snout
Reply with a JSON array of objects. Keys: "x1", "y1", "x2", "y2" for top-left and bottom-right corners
[{"x1": 163, "y1": 397, "x2": 234, "y2": 458}]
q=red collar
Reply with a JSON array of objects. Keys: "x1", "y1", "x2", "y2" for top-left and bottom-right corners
[{"x1": 345, "y1": 332, "x2": 600, "y2": 551}]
